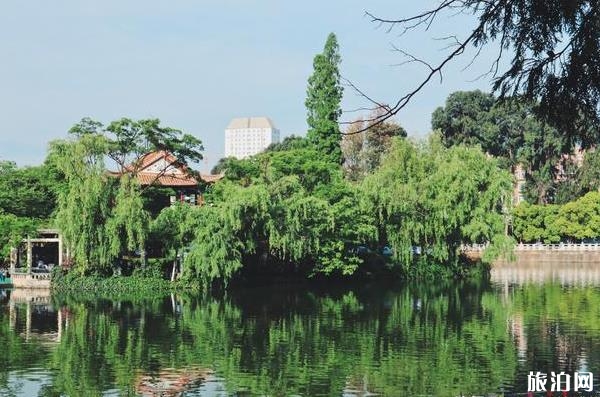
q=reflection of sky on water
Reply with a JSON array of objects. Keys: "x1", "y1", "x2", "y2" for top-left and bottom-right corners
[
  {"x1": 3, "y1": 370, "x2": 53, "y2": 397},
  {"x1": 2, "y1": 370, "x2": 232, "y2": 397},
  {"x1": 179, "y1": 375, "x2": 230, "y2": 396}
]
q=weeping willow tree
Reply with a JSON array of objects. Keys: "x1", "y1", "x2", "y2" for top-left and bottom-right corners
[
  {"x1": 183, "y1": 182, "x2": 270, "y2": 287},
  {"x1": 164, "y1": 133, "x2": 511, "y2": 286},
  {"x1": 106, "y1": 175, "x2": 150, "y2": 261},
  {"x1": 181, "y1": 169, "x2": 377, "y2": 287},
  {"x1": 49, "y1": 117, "x2": 203, "y2": 276},
  {"x1": 52, "y1": 134, "x2": 116, "y2": 274},
  {"x1": 265, "y1": 176, "x2": 333, "y2": 263},
  {"x1": 50, "y1": 139, "x2": 150, "y2": 275},
  {"x1": 361, "y1": 135, "x2": 513, "y2": 275},
  {"x1": 264, "y1": 174, "x2": 377, "y2": 275}
]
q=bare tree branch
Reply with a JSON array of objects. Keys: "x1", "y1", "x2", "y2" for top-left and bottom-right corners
[{"x1": 342, "y1": 0, "x2": 509, "y2": 135}]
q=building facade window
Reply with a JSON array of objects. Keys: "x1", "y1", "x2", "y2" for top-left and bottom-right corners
[{"x1": 224, "y1": 117, "x2": 280, "y2": 159}]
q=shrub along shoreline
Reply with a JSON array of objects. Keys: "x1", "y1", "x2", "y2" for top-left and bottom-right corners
[
  {"x1": 50, "y1": 271, "x2": 201, "y2": 296},
  {"x1": 49, "y1": 253, "x2": 490, "y2": 297}
]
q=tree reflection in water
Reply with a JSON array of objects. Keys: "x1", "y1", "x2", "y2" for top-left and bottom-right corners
[{"x1": 1, "y1": 276, "x2": 600, "y2": 396}]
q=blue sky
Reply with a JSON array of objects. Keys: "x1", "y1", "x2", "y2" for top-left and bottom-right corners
[{"x1": 0, "y1": 1, "x2": 500, "y2": 172}]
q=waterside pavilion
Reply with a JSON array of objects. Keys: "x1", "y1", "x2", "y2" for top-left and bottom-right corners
[{"x1": 9, "y1": 229, "x2": 63, "y2": 288}]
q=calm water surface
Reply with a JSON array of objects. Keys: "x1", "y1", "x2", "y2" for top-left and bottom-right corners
[{"x1": 2, "y1": 265, "x2": 600, "y2": 397}]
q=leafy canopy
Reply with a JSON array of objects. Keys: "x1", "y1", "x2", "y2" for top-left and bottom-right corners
[
  {"x1": 361, "y1": 136, "x2": 513, "y2": 274},
  {"x1": 512, "y1": 191, "x2": 600, "y2": 243},
  {"x1": 0, "y1": 161, "x2": 62, "y2": 220},
  {"x1": 52, "y1": 118, "x2": 203, "y2": 274},
  {"x1": 177, "y1": 133, "x2": 513, "y2": 286},
  {"x1": 432, "y1": 90, "x2": 574, "y2": 204},
  {"x1": 69, "y1": 117, "x2": 203, "y2": 181}
]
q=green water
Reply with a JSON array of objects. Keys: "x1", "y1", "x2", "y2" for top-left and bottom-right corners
[{"x1": 0, "y1": 274, "x2": 599, "y2": 396}]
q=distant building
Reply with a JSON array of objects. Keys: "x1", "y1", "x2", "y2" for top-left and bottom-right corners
[
  {"x1": 224, "y1": 117, "x2": 280, "y2": 159},
  {"x1": 512, "y1": 145, "x2": 585, "y2": 206}
]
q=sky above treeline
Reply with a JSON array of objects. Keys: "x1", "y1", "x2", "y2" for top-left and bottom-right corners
[{"x1": 0, "y1": 1, "x2": 501, "y2": 171}]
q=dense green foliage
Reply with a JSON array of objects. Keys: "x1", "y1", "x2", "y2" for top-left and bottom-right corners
[
  {"x1": 512, "y1": 191, "x2": 600, "y2": 243},
  {"x1": 362, "y1": 137, "x2": 513, "y2": 274},
  {"x1": 51, "y1": 118, "x2": 203, "y2": 275},
  {"x1": 69, "y1": 117, "x2": 203, "y2": 175},
  {"x1": 52, "y1": 134, "x2": 117, "y2": 274},
  {"x1": 431, "y1": 90, "x2": 600, "y2": 242},
  {"x1": 553, "y1": 148, "x2": 600, "y2": 203},
  {"x1": 0, "y1": 214, "x2": 38, "y2": 260},
  {"x1": 432, "y1": 90, "x2": 574, "y2": 204},
  {"x1": 211, "y1": 156, "x2": 263, "y2": 186},
  {"x1": 50, "y1": 271, "x2": 190, "y2": 295},
  {"x1": 511, "y1": 202, "x2": 560, "y2": 243},
  {"x1": 306, "y1": 33, "x2": 344, "y2": 164},
  {"x1": 179, "y1": 148, "x2": 378, "y2": 287},
  {"x1": 0, "y1": 160, "x2": 63, "y2": 262},
  {"x1": 157, "y1": 134, "x2": 512, "y2": 287},
  {"x1": 0, "y1": 161, "x2": 61, "y2": 219},
  {"x1": 578, "y1": 150, "x2": 600, "y2": 193},
  {"x1": 265, "y1": 134, "x2": 309, "y2": 152},
  {"x1": 433, "y1": 90, "x2": 522, "y2": 165}
]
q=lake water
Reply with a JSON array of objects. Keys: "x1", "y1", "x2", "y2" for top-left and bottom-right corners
[{"x1": 2, "y1": 265, "x2": 600, "y2": 397}]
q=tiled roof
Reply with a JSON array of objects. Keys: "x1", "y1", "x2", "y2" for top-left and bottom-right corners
[
  {"x1": 135, "y1": 172, "x2": 224, "y2": 186},
  {"x1": 126, "y1": 150, "x2": 180, "y2": 172},
  {"x1": 136, "y1": 172, "x2": 198, "y2": 187},
  {"x1": 111, "y1": 150, "x2": 224, "y2": 187}
]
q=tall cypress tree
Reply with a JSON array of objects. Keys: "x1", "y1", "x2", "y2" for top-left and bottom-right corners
[{"x1": 305, "y1": 33, "x2": 343, "y2": 164}]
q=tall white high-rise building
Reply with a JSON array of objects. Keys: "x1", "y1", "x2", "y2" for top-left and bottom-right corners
[{"x1": 224, "y1": 117, "x2": 280, "y2": 159}]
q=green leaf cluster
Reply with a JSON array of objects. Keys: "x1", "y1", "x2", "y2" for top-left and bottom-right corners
[
  {"x1": 0, "y1": 161, "x2": 62, "y2": 220},
  {"x1": 432, "y1": 90, "x2": 574, "y2": 204},
  {"x1": 173, "y1": 134, "x2": 511, "y2": 286},
  {"x1": 0, "y1": 160, "x2": 63, "y2": 262},
  {"x1": 0, "y1": 213, "x2": 38, "y2": 260},
  {"x1": 362, "y1": 136, "x2": 513, "y2": 274},
  {"x1": 48, "y1": 117, "x2": 204, "y2": 274},
  {"x1": 52, "y1": 134, "x2": 121, "y2": 274},
  {"x1": 512, "y1": 191, "x2": 600, "y2": 243},
  {"x1": 69, "y1": 117, "x2": 203, "y2": 174},
  {"x1": 180, "y1": 160, "x2": 378, "y2": 287}
]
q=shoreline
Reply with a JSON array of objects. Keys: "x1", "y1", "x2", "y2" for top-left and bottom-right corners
[{"x1": 6, "y1": 250, "x2": 600, "y2": 295}]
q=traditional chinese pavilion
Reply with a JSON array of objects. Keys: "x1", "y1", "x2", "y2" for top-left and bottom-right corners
[{"x1": 110, "y1": 150, "x2": 223, "y2": 207}]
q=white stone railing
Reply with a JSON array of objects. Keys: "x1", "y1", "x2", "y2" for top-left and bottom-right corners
[
  {"x1": 462, "y1": 243, "x2": 600, "y2": 252},
  {"x1": 461, "y1": 243, "x2": 490, "y2": 252},
  {"x1": 12, "y1": 272, "x2": 51, "y2": 281}
]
